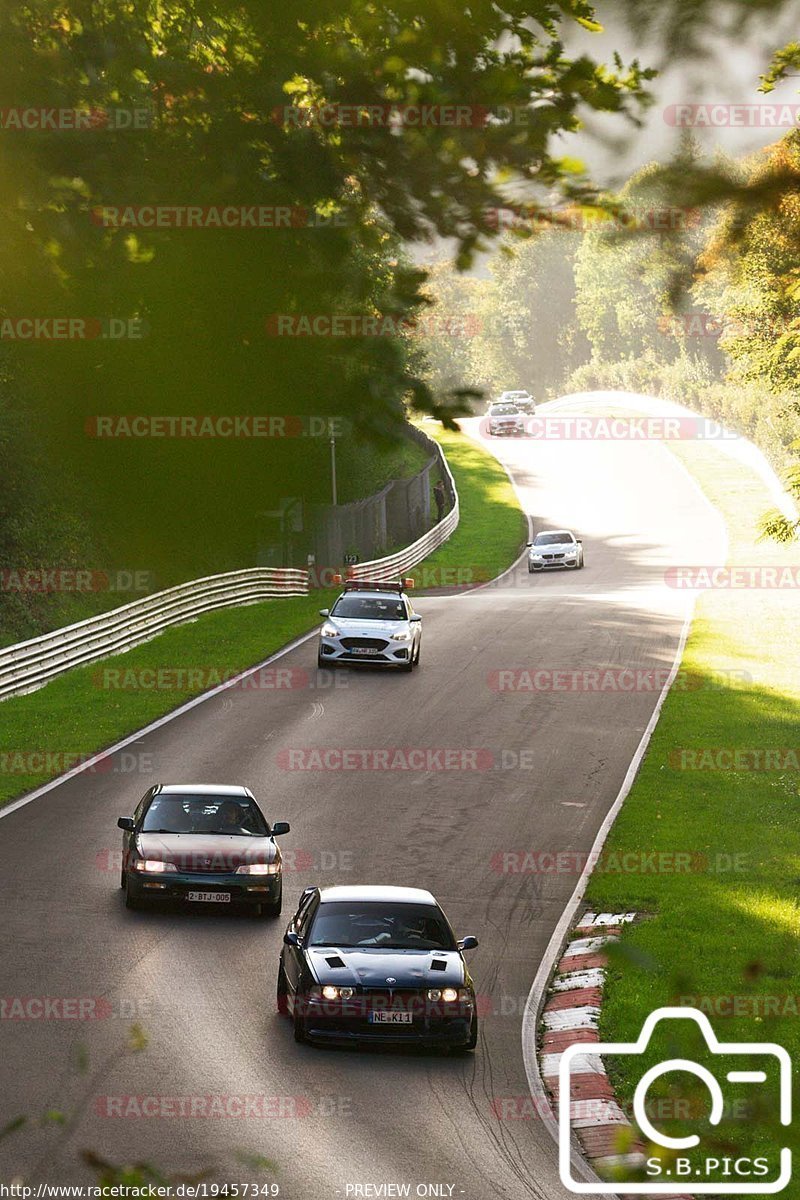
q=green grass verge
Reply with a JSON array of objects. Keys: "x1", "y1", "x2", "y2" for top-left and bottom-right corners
[
  {"x1": 583, "y1": 434, "x2": 800, "y2": 1183},
  {"x1": 0, "y1": 423, "x2": 525, "y2": 810},
  {"x1": 408, "y1": 423, "x2": 527, "y2": 591}
]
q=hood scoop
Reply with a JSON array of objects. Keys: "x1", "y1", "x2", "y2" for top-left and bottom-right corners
[
  {"x1": 325, "y1": 955, "x2": 346, "y2": 969},
  {"x1": 430, "y1": 959, "x2": 447, "y2": 971}
]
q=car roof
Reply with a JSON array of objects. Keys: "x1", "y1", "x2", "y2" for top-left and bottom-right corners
[
  {"x1": 336, "y1": 589, "x2": 408, "y2": 600},
  {"x1": 153, "y1": 783, "x2": 253, "y2": 797},
  {"x1": 318, "y1": 885, "x2": 438, "y2": 905}
]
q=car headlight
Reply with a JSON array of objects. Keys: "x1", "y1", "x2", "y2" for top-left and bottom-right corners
[
  {"x1": 321, "y1": 624, "x2": 339, "y2": 638},
  {"x1": 390, "y1": 630, "x2": 411, "y2": 641},
  {"x1": 235, "y1": 862, "x2": 280, "y2": 875},
  {"x1": 135, "y1": 859, "x2": 176, "y2": 874},
  {"x1": 530, "y1": 553, "x2": 543, "y2": 561},
  {"x1": 426, "y1": 987, "x2": 460, "y2": 1002},
  {"x1": 321, "y1": 985, "x2": 355, "y2": 1000},
  {"x1": 565, "y1": 549, "x2": 577, "y2": 557}
]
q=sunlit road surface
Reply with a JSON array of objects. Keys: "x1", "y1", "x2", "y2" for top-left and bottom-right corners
[{"x1": 0, "y1": 405, "x2": 722, "y2": 1199}]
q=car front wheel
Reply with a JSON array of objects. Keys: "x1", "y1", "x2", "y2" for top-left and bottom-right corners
[
  {"x1": 277, "y1": 963, "x2": 289, "y2": 1015},
  {"x1": 259, "y1": 884, "x2": 282, "y2": 918},
  {"x1": 124, "y1": 876, "x2": 142, "y2": 911},
  {"x1": 293, "y1": 995, "x2": 307, "y2": 1043},
  {"x1": 465, "y1": 1013, "x2": 478, "y2": 1050}
]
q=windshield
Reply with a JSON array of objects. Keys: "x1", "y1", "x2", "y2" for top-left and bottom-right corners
[
  {"x1": 504, "y1": 392, "x2": 529, "y2": 401},
  {"x1": 308, "y1": 901, "x2": 456, "y2": 950},
  {"x1": 331, "y1": 595, "x2": 407, "y2": 621},
  {"x1": 491, "y1": 405, "x2": 518, "y2": 415},
  {"x1": 534, "y1": 532, "x2": 574, "y2": 546},
  {"x1": 141, "y1": 794, "x2": 269, "y2": 836}
]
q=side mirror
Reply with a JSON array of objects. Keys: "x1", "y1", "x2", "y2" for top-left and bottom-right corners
[
  {"x1": 409, "y1": 614, "x2": 422, "y2": 623},
  {"x1": 575, "y1": 539, "x2": 582, "y2": 544},
  {"x1": 526, "y1": 542, "x2": 533, "y2": 548},
  {"x1": 319, "y1": 608, "x2": 330, "y2": 617},
  {"x1": 271, "y1": 821, "x2": 290, "y2": 836},
  {"x1": 284, "y1": 931, "x2": 302, "y2": 948},
  {"x1": 117, "y1": 817, "x2": 135, "y2": 832},
  {"x1": 458, "y1": 935, "x2": 479, "y2": 952}
]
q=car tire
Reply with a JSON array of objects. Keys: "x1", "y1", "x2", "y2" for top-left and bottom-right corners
[
  {"x1": 277, "y1": 963, "x2": 289, "y2": 1015},
  {"x1": 124, "y1": 877, "x2": 142, "y2": 911},
  {"x1": 463, "y1": 1013, "x2": 479, "y2": 1051},
  {"x1": 293, "y1": 996, "x2": 307, "y2": 1043},
  {"x1": 578, "y1": 555, "x2": 585, "y2": 569},
  {"x1": 120, "y1": 865, "x2": 126, "y2": 889},
  {"x1": 259, "y1": 886, "x2": 282, "y2": 918},
  {"x1": 528, "y1": 564, "x2": 534, "y2": 574},
  {"x1": 317, "y1": 652, "x2": 331, "y2": 669}
]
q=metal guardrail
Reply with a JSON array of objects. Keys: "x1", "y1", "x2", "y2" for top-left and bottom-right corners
[
  {"x1": 0, "y1": 568, "x2": 308, "y2": 700},
  {"x1": 347, "y1": 427, "x2": 459, "y2": 581},
  {"x1": 0, "y1": 426, "x2": 461, "y2": 700}
]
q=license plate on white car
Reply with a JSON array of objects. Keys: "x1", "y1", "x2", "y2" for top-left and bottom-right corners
[
  {"x1": 369, "y1": 1011, "x2": 412, "y2": 1024},
  {"x1": 187, "y1": 891, "x2": 231, "y2": 903},
  {"x1": 351, "y1": 647, "x2": 379, "y2": 656}
]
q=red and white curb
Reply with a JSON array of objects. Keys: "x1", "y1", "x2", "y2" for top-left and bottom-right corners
[{"x1": 538, "y1": 910, "x2": 693, "y2": 1199}]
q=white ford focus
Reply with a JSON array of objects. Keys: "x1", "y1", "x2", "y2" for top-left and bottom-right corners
[{"x1": 317, "y1": 580, "x2": 422, "y2": 671}]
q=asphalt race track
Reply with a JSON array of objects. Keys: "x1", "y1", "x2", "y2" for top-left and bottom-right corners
[{"x1": 0, "y1": 413, "x2": 723, "y2": 1199}]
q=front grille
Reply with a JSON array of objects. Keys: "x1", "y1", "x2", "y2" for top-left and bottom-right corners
[
  {"x1": 164, "y1": 858, "x2": 237, "y2": 874},
  {"x1": 362, "y1": 989, "x2": 423, "y2": 1008},
  {"x1": 340, "y1": 637, "x2": 389, "y2": 651},
  {"x1": 543, "y1": 553, "x2": 564, "y2": 561}
]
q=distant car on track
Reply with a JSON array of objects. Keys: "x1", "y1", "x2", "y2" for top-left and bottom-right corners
[
  {"x1": 317, "y1": 579, "x2": 421, "y2": 670},
  {"x1": 527, "y1": 529, "x2": 584, "y2": 572},
  {"x1": 278, "y1": 885, "x2": 479, "y2": 1049},
  {"x1": 118, "y1": 783, "x2": 290, "y2": 916},
  {"x1": 498, "y1": 389, "x2": 536, "y2": 415},
  {"x1": 487, "y1": 402, "x2": 525, "y2": 436}
]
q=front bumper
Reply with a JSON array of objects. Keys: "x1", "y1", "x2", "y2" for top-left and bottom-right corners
[
  {"x1": 489, "y1": 424, "x2": 524, "y2": 436},
  {"x1": 319, "y1": 638, "x2": 412, "y2": 666},
  {"x1": 127, "y1": 869, "x2": 281, "y2": 907},
  {"x1": 297, "y1": 995, "x2": 474, "y2": 1046},
  {"x1": 528, "y1": 558, "x2": 579, "y2": 571}
]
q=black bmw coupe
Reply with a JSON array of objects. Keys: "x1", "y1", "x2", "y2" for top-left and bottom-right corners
[{"x1": 277, "y1": 885, "x2": 479, "y2": 1048}]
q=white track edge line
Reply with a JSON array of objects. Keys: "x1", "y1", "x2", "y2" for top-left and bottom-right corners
[
  {"x1": 519, "y1": 422, "x2": 729, "y2": 1198},
  {"x1": 0, "y1": 628, "x2": 319, "y2": 821}
]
